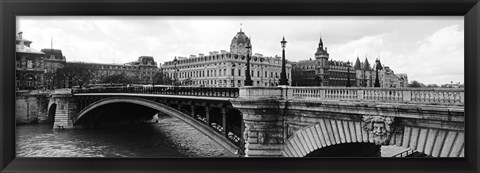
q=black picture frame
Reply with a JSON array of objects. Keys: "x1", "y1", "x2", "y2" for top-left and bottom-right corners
[{"x1": 1, "y1": 0, "x2": 479, "y2": 172}]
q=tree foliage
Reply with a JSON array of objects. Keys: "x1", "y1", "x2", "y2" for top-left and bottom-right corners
[
  {"x1": 408, "y1": 80, "x2": 424, "y2": 88},
  {"x1": 55, "y1": 63, "x2": 96, "y2": 88},
  {"x1": 182, "y1": 78, "x2": 194, "y2": 86},
  {"x1": 153, "y1": 71, "x2": 173, "y2": 85},
  {"x1": 101, "y1": 73, "x2": 139, "y2": 84},
  {"x1": 44, "y1": 71, "x2": 65, "y2": 89}
]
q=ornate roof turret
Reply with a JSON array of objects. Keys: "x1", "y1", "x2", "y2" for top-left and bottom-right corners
[
  {"x1": 319, "y1": 37, "x2": 323, "y2": 48},
  {"x1": 41, "y1": 49, "x2": 65, "y2": 60},
  {"x1": 314, "y1": 36, "x2": 329, "y2": 59},
  {"x1": 16, "y1": 32, "x2": 44, "y2": 55},
  {"x1": 231, "y1": 29, "x2": 250, "y2": 45},
  {"x1": 363, "y1": 58, "x2": 371, "y2": 70},
  {"x1": 354, "y1": 56, "x2": 362, "y2": 70},
  {"x1": 230, "y1": 29, "x2": 252, "y2": 55}
]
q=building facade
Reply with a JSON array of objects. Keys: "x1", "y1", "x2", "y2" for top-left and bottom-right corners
[
  {"x1": 161, "y1": 29, "x2": 292, "y2": 87},
  {"x1": 396, "y1": 73, "x2": 409, "y2": 88},
  {"x1": 292, "y1": 38, "x2": 356, "y2": 87},
  {"x1": 292, "y1": 38, "x2": 407, "y2": 88},
  {"x1": 69, "y1": 56, "x2": 159, "y2": 85},
  {"x1": 41, "y1": 48, "x2": 67, "y2": 89},
  {"x1": 371, "y1": 59, "x2": 409, "y2": 88},
  {"x1": 41, "y1": 48, "x2": 67, "y2": 74},
  {"x1": 353, "y1": 57, "x2": 374, "y2": 87},
  {"x1": 16, "y1": 32, "x2": 46, "y2": 90}
]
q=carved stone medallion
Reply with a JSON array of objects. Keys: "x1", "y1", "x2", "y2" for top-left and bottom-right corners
[{"x1": 363, "y1": 115, "x2": 395, "y2": 145}]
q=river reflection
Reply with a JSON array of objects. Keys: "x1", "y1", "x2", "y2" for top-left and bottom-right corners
[
  {"x1": 16, "y1": 115, "x2": 233, "y2": 157},
  {"x1": 16, "y1": 115, "x2": 407, "y2": 158}
]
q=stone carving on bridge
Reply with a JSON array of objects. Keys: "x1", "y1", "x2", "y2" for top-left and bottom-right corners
[
  {"x1": 362, "y1": 115, "x2": 395, "y2": 145},
  {"x1": 258, "y1": 132, "x2": 267, "y2": 144}
]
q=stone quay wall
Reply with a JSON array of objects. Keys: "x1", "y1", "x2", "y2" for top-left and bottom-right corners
[{"x1": 15, "y1": 90, "x2": 52, "y2": 124}]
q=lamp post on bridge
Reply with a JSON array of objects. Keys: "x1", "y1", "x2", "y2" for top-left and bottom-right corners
[
  {"x1": 232, "y1": 63, "x2": 236, "y2": 87},
  {"x1": 279, "y1": 36, "x2": 289, "y2": 86},
  {"x1": 363, "y1": 68, "x2": 367, "y2": 87},
  {"x1": 346, "y1": 61, "x2": 352, "y2": 87},
  {"x1": 244, "y1": 42, "x2": 253, "y2": 86},
  {"x1": 374, "y1": 59, "x2": 380, "y2": 87},
  {"x1": 173, "y1": 56, "x2": 178, "y2": 86}
]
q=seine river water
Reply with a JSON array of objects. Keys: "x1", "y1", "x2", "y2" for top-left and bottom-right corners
[
  {"x1": 16, "y1": 115, "x2": 233, "y2": 158},
  {"x1": 16, "y1": 115, "x2": 405, "y2": 158}
]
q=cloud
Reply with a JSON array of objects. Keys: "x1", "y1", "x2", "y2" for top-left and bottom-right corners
[
  {"x1": 16, "y1": 16, "x2": 463, "y2": 85},
  {"x1": 389, "y1": 25, "x2": 464, "y2": 84},
  {"x1": 329, "y1": 34, "x2": 386, "y2": 62}
]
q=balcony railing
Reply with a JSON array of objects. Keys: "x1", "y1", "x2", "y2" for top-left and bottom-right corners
[
  {"x1": 291, "y1": 87, "x2": 464, "y2": 104},
  {"x1": 73, "y1": 86, "x2": 240, "y2": 98}
]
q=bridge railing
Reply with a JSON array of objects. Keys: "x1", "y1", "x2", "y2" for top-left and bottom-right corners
[
  {"x1": 391, "y1": 149, "x2": 415, "y2": 157},
  {"x1": 73, "y1": 86, "x2": 240, "y2": 98},
  {"x1": 291, "y1": 87, "x2": 464, "y2": 104}
]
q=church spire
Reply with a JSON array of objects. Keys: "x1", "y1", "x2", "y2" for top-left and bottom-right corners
[
  {"x1": 319, "y1": 36, "x2": 323, "y2": 48},
  {"x1": 314, "y1": 35, "x2": 329, "y2": 60}
]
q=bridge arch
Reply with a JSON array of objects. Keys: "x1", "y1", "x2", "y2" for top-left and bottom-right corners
[
  {"x1": 282, "y1": 119, "x2": 464, "y2": 158},
  {"x1": 47, "y1": 103, "x2": 57, "y2": 123},
  {"x1": 47, "y1": 96, "x2": 63, "y2": 125},
  {"x1": 74, "y1": 97, "x2": 238, "y2": 154}
]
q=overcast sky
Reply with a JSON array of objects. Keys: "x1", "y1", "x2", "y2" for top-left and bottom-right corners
[{"x1": 17, "y1": 16, "x2": 463, "y2": 85}]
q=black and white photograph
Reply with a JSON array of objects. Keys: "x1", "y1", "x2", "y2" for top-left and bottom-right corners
[{"x1": 15, "y1": 16, "x2": 464, "y2": 158}]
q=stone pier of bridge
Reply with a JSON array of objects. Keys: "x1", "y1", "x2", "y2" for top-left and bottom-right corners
[{"x1": 51, "y1": 89, "x2": 77, "y2": 129}]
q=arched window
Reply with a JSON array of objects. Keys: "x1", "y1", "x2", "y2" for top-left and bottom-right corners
[{"x1": 25, "y1": 74, "x2": 36, "y2": 88}]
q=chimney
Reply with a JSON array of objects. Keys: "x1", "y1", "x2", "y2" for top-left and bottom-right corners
[
  {"x1": 18, "y1": 32, "x2": 23, "y2": 39},
  {"x1": 325, "y1": 47, "x2": 328, "y2": 52}
]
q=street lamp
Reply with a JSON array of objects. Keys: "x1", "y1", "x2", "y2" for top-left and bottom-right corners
[
  {"x1": 279, "y1": 36, "x2": 289, "y2": 86},
  {"x1": 374, "y1": 59, "x2": 380, "y2": 87},
  {"x1": 173, "y1": 56, "x2": 178, "y2": 86},
  {"x1": 346, "y1": 61, "x2": 352, "y2": 87},
  {"x1": 244, "y1": 42, "x2": 253, "y2": 86},
  {"x1": 363, "y1": 67, "x2": 367, "y2": 87},
  {"x1": 232, "y1": 63, "x2": 236, "y2": 87}
]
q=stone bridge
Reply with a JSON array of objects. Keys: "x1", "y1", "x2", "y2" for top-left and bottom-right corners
[{"x1": 48, "y1": 86, "x2": 464, "y2": 157}]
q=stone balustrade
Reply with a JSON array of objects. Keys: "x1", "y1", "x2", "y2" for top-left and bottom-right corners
[
  {"x1": 291, "y1": 87, "x2": 464, "y2": 104},
  {"x1": 74, "y1": 86, "x2": 464, "y2": 105},
  {"x1": 234, "y1": 86, "x2": 464, "y2": 157},
  {"x1": 73, "y1": 86, "x2": 239, "y2": 98}
]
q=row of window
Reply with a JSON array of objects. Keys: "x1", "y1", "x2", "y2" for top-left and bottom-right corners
[
  {"x1": 329, "y1": 72, "x2": 356, "y2": 78},
  {"x1": 170, "y1": 68, "x2": 290, "y2": 79},
  {"x1": 183, "y1": 79, "x2": 280, "y2": 87},
  {"x1": 169, "y1": 63, "x2": 287, "y2": 71},
  {"x1": 16, "y1": 60, "x2": 157, "y2": 74},
  {"x1": 165, "y1": 54, "x2": 285, "y2": 66},
  {"x1": 92, "y1": 65, "x2": 157, "y2": 71},
  {"x1": 96, "y1": 70, "x2": 155, "y2": 77},
  {"x1": 16, "y1": 59, "x2": 42, "y2": 69}
]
